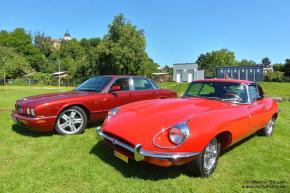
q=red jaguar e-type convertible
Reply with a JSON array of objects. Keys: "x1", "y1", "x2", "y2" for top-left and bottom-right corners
[
  {"x1": 98, "y1": 79, "x2": 279, "y2": 177},
  {"x1": 11, "y1": 75, "x2": 176, "y2": 135}
]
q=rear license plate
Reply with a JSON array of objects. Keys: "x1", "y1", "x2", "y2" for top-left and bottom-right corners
[{"x1": 114, "y1": 150, "x2": 128, "y2": 163}]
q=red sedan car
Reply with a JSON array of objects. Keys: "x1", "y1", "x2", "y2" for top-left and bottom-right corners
[
  {"x1": 11, "y1": 76, "x2": 176, "y2": 135},
  {"x1": 98, "y1": 79, "x2": 279, "y2": 177}
]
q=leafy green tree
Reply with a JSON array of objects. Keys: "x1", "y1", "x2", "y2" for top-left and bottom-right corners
[
  {"x1": 261, "y1": 57, "x2": 271, "y2": 68},
  {"x1": 264, "y1": 71, "x2": 285, "y2": 82},
  {"x1": 0, "y1": 46, "x2": 30, "y2": 84},
  {"x1": 96, "y1": 14, "x2": 157, "y2": 76},
  {"x1": 237, "y1": 59, "x2": 256, "y2": 66},
  {"x1": 0, "y1": 28, "x2": 44, "y2": 71},
  {"x1": 272, "y1": 63, "x2": 284, "y2": 72},
  {"x1": 283, "y1": 59, "x2": 290, "y2": 78},
  {"x1": 196, "y1": 49, "x2": 236, "y2": 78},
  {"x1": 34, "y1": 32, "x2": 54, "y2": 58}
]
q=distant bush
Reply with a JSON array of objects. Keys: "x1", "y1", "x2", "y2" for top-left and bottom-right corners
[{"x1": 264, "y1": 71, "x2": 285, "y2": 82}]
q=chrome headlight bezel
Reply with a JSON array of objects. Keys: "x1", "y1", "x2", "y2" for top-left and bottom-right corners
[
  {"x1": 168, "y1": 122, "x2": 190, "y2": 145},
  {"x1": 153, "y1": 121, "x2": 190, "y2": 149}
]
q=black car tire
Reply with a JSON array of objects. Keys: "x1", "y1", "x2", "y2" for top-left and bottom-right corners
[{"x1": 188, "y1": 137, "x2": 221, "y2": 177}]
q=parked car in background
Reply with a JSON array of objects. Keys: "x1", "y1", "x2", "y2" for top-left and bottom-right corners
[
  {"x1": 11, "y1": 75, "x2": 177, "y2": 135},
  {"x1": 98, "y1": 79, "x2": 279, "y2": 177}
]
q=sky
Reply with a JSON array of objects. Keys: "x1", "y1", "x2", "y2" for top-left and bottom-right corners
[{"x1": 1, "y1": 0, "x2": 290, "y2": 66}]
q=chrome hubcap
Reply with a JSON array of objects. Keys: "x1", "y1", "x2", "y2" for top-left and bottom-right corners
[
  {"x1": 203, "y1": 138, "x2": 218, "y2": 171},
  {"x1": 266, "y1": 119, "x2": 274, "y2": 135},
  {"x1": 57, "y1": 110, "x2": 83, "y2": 134}
]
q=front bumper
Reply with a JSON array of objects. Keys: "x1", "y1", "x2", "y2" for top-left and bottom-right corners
[
  {"x1": 11, "y1": 112, "x2": 56, "y2": 132},
  {"x1": 97, "y1": 127, "x2": 199, "y2": 165}
]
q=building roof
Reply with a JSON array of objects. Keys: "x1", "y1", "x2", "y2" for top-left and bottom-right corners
[
  {"x1": 194, "y1": 78, "x2": 254, "y2": 84},
  {"x1": 152, "y1": 72, "x2": 169, "y2": 75},
  {"x1": 173, "y1": 63, "x2": 197, "y2": 66},
  {"x1": 217, "y1": 66, "x2": 263, "y2": 69}
]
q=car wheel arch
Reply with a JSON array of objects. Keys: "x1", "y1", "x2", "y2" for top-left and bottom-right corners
[
  {"x1": 272, "y1": 113, "x2": 278, "y2": 120},
  {"x1": 57, "y1": 104, "x2": 90, "y2": 121}
]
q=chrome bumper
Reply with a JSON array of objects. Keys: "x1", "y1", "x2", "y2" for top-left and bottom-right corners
[{"x1": 97, "y1": 127, "x2": 199, "y2": 161}]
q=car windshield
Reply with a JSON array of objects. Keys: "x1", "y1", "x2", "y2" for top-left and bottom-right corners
[
  {"x1": 75, "y1": 77, "x2": 112, "y2": 92},
  {"x1": 184, "y1": 81, "x2": 248, "y2": 103}
]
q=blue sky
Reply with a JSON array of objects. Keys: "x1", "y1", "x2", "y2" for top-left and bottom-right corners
[{"x1": 1, "y1": 0, "x2": 290, "y2": 66}]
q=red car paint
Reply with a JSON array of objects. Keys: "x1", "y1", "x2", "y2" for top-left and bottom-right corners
[
  {"x1": 99, "y1": 79, "x2": 279, "y2": 167},
  {"x1": 11, "y1": 76, "x2": 176, "y2": 131}
]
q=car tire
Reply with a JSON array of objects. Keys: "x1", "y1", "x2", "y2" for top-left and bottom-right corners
[
  {"x1": 188, "y1": 137, "x2": 221, "y2": 177},
  {"x1": 55, "y1": 106, "x2": 87, "y2": 135},
  {"x1": 258, "y1": 117, "x2": 275, "y2": 137}
]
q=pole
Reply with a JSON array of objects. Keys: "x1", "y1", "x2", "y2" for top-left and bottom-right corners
[{"x1": 58, "y1": 60, "x2": 60, "y2": 87}]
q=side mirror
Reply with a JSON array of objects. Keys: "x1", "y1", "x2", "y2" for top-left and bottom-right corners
[{"x1": 109, "y1": 85, "x2": 121, "y2": 92}]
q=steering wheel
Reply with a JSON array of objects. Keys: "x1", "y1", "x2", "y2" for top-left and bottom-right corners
[{"x1": 225, "y1": 93, "x2": 243, "y2": 102}]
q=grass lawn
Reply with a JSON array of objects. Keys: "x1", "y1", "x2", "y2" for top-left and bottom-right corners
[{"x1": 0, "y1": 83, "x2": 289, "y2": 193}]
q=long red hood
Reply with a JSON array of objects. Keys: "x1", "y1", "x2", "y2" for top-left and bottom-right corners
[
  {"x1": 17, "y1": 91, "x2": 94, "y2": 107},
  {"x1": 103, "y1": 98, "x2": 232, "y2": 149}
]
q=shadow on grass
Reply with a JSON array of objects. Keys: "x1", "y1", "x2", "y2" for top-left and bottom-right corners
[
  {"x1": 90, "y1": 140, "x2": 196, "y2": 180},
  {"x1": 12, "y1": 122, "x2": 102, "y2": 137},
  {"x1": 90, "y1": 134, "x2": 259, "y2": 180},
  {"x1": 12, "y1": 124, "x2": 55, "y2": 137}
]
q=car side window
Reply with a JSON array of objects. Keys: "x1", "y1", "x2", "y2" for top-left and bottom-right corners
[
  {"x1": 111, "y1": 78, "x2": 130, "y2": 91},
  {"x1": 133, "y1": 78, "x2": 152, "y2": 90},
  {"x1": 149, "y1": 79, "x2": 159, "y2": 89},
  {"x1": 248, "y1": 84, "x2": 259, "y2": 102}
]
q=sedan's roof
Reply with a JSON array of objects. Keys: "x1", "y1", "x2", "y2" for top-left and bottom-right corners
[
  {"x1": 194, "y1": 79, "x2": 254, "y2": 85},
  {"x1": 98, "y1": 75, "x2": 147, "y2": 79}
]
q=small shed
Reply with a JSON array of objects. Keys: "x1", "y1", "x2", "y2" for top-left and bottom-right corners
[
  {"x1": 173, "y1": 63, "x2": 204, "y2": 83},
  {"x1": 217, "y1": 66, "x2": 263, "y2": 82}
]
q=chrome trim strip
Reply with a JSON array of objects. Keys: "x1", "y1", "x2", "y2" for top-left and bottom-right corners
[{"x1": 97, "y1": 128, "x2": 199, "y2": 160}]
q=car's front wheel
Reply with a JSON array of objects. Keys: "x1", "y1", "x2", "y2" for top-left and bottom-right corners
[
  {"x1": 258, "y1": 117, "x2": 276, "y2": 136},
  {"x1": 189, "y1": 137, "x2": 221, "y2": 177},
  {"x1": 55, "y1": 106, "x2": 87, "y2": 135}
]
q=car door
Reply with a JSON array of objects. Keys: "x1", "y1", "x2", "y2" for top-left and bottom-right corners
[
  {"x1": 132, "y1": 78, "x2": 157, "y2": 101},
  {"x1": 247, "y1": 84, "x2": 269, "y2": 132},
  {"x1": 100, "y1": 78, "x2": 135, "y2": 111}
]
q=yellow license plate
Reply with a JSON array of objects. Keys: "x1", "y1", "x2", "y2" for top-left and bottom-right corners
[{"x1": 114, "y1": 150, "x2": 128, "y2": 163}]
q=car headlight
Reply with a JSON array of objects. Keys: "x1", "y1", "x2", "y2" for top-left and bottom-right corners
[
  {"x1": 26, "y1": 108, "x2": 30, "y2": 115},
  {"x1": 106, "y1": 107, "x2": 119, "y2": 121},
  {"x1": 168, "y1": 122, "x2": 190, "y2": 145},
  {"x1": 30, "y1": 108, "x2": 36, "y2": 116}
]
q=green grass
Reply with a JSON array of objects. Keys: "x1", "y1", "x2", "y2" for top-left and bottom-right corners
[{"x1": 0, "y1": 83, "x2": 289, "y2": 193}]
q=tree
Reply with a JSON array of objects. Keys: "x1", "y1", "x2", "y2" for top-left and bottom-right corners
[
  {"x1": 196, "y1": 49, "x2": 236, "y2": 78},
  {"x1": 96, "y1": 14, "x2": 157, "y2": 76},
  {"x1": 0, "y1": 28, "x2": 44, "y2": 71},
  {"x1": 272, "y1": 63, "x2": 284, "y2": 72},
  {"x1": 237, "y1": 59, "x2": 256, "y2": 66},
  {"x1": 283, "y1": 59, "x2": 290, "y2": 78},
  {"x1": 34, "y1": 32, "x2": 54, "y2": 58},
  {"x1": 0, "y1": 46, "x2": 30, "y2": 84},
  {"x1": 261, "y1": 57, "x2": 271, "y2": 68}
]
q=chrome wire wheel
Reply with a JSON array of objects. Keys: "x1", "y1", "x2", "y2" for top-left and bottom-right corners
[
  {"x1": 203, "y1": 138, "x2": 218, "y2": 171},
  {"x1": 265, "y1": 118, "x2": 274, "y2": 135},
  {"x1": 57, "y1": 109, "x2": 84, "y2": 135}
]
